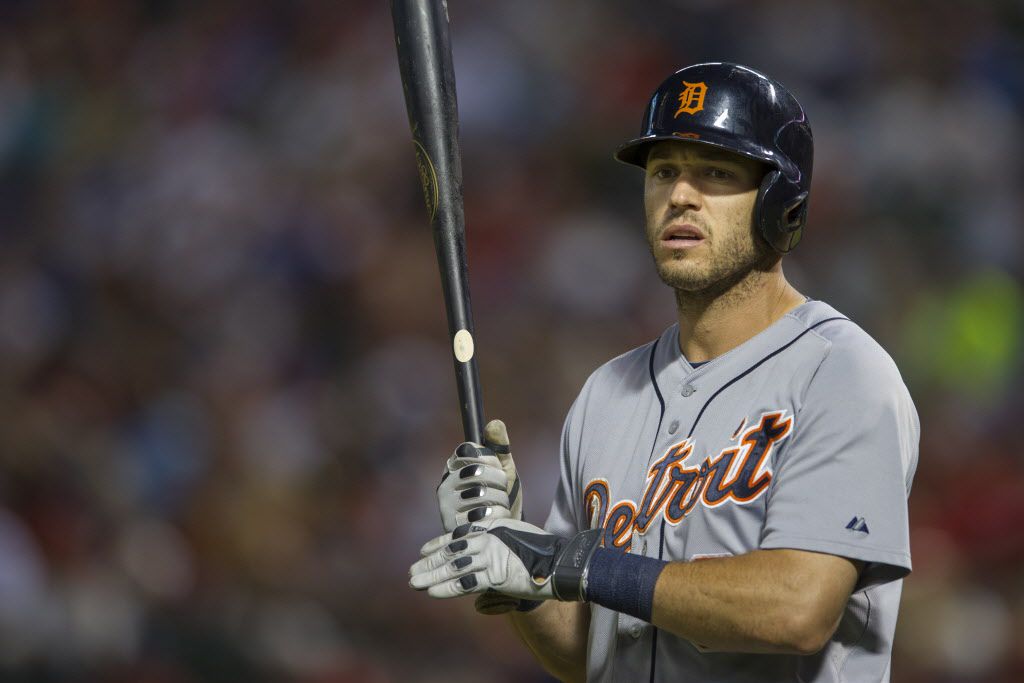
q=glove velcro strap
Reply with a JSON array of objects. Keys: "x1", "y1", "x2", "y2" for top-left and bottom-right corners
[
  {"x1": 486, "y1": 526, "x2": 601, "y2": 602},
  {"x1": 551, "y1": 529, "x2": 603, "y2": 601}
]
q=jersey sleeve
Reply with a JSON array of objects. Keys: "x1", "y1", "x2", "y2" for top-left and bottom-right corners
[
  {"x1": 760, "y1": 339, "x2": 919, "y2": 589},
  {"x1": 544, "y1": 395, "x2": 585, "y2": 537}
]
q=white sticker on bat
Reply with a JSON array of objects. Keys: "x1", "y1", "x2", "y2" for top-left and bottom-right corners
[{"x1": 453, "y1": 329, "x2": 474, "y2": 363}]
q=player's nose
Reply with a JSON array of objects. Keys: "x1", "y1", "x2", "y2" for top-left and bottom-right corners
[{"x1": 668, "y1": 171, "x2": 702, "y2": 211}]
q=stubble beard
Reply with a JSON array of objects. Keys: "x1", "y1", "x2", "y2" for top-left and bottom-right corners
[{"x1": 649, "y1": 223, "x2": 777, "y2": 306}]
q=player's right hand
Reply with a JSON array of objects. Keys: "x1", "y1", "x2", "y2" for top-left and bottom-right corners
[
  {"x1": 410, "y1": 518, "x2": 601, "y2": 603},
  {"x1": 437, "y1": 419, "x2": 523, "y2": 533}
]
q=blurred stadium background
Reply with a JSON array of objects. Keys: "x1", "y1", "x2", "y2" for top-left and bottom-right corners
[{"x1": 0, "y1": 1, "x2": 1022, "y2": 681}]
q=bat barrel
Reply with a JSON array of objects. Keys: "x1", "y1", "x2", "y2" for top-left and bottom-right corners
[{"x1": 391, "y1": 0, "x2": 484, "y2": 444}]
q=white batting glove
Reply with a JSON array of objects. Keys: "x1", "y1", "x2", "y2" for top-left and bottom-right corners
[
  {"x1": 436, "y1": 419, "x2": 523, "y2": 533},
  {"x1": 409, "y1": 518, "x2": 602, "y2": 603}
]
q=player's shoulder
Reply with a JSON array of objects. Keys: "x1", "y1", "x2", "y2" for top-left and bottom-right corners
[
  {"x1": 789, "y1": 300, "x2": 905, "y2": 388},
  {"x1": 576, "y1": 327, "x2": 670, "y2": 398}
]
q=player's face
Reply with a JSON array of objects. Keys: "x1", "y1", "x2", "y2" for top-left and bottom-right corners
[{"x1": 643, "y1": 141, "x2": 773, "y2": 294}]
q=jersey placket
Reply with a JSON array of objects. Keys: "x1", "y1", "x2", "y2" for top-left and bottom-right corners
[{"x1": 613, "y1": 333, "x2": 713, "y2": 650}]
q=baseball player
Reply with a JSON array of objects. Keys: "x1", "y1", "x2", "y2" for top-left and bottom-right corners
[{"x1": 410, "y1": 62, "x2": 919, "y2": 683}]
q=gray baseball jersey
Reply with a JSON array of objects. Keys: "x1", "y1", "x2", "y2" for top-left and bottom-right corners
[{"x1": 544, "y1": 300, "x2": 919, "y2": 682}]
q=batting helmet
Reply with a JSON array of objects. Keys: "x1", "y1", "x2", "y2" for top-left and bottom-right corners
[{"x1": 615, "y1": 62, "x2": 813, "y2": 253}]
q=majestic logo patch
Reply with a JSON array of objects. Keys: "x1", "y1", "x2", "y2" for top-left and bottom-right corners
[
  {"x1": 674, "y1": 81, "x2": 708, "y2": 117},
  {"x1": 584, "y1": 411, "x2": 793, "y2": 551},
  {"x1": 845, "y1": 516, "x2": 870, "y2": 534}
]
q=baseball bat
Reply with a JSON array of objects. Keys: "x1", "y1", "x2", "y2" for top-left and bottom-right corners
[{"x1": 391, "y1": 0, "x2": 484, "y2": 444}]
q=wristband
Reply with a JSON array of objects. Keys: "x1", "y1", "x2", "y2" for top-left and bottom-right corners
[{"x1": 583, "y1": 548, "x2": 667, "y2": 623}]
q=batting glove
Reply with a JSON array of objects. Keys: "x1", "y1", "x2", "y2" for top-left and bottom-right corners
[
  {"x1": 437, "y1": 419, "x2": 523, "y2": 533},
  {"x1": 409, "y1": 518, "x2": 602, "y2": 603}
]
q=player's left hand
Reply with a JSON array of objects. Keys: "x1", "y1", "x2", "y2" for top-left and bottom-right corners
[
  {"x1": 436, "y1": 420, "x2": 523, "y2": 533},
  {"x1": 409, "y1": 518, "x2": 602, "y2": 602}
]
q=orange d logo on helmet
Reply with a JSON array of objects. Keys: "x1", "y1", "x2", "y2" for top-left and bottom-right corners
[{"x1": 674, "y1": 81, "x2": 707, "y2": 117}]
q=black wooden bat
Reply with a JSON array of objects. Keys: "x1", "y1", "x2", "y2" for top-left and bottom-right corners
[{"x1": 391, "y1": 0, "x2": 484, "y2": 444}]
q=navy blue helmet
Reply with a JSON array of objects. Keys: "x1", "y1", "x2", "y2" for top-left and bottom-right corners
[{"x1": 616, "y1": 63, "x2": 813, "y2": 253}]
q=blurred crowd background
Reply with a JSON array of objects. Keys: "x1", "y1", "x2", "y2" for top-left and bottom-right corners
[{"x1": 0, "y1": 0, "x2": 1022, "y2": 681}]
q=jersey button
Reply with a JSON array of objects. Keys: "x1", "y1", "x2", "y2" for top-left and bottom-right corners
[
  {"x1": 681, "y1": 385, "x2": 696, "y2": 397},
  {"x1": 667, "y1": 420, "x2": 679, "y2": 434},
  {"x1": 630, "y1": 624, "x2": 643, "y2": 638}
]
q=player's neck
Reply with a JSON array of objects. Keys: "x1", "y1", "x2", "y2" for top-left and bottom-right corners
[{"x1": 674, "y1": 266, "x2": 804, "y2": 363}]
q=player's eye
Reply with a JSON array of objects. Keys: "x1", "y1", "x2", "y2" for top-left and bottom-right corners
[
  {"x1": 704, "y1": 166, "x2": 737, "y2": 180},
  {"x1": 650, "y1": 166, "x2": 677, "y2": 180},
  {"x1": 703, "y1": 166, "x2": 735, "y2": 180}
]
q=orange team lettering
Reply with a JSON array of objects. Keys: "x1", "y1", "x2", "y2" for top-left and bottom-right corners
[{"x1": 584, "y1": 410, "x2": 794, "y2": 551}]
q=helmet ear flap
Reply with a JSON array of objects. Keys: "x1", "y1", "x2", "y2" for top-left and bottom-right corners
[{"x1": 756, "y1": 170, "x2": 808, "y2": 254}]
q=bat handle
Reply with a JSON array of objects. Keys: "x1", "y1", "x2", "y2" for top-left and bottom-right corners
[{"x1": 451, "y1": 326, "x2": 483, "y2": 445}]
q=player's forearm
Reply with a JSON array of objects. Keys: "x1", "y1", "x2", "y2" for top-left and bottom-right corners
[
  {"x1": 509, "y1": 601, "x2": 589, "y2": 683},
  {"x1": 649, "y1": 549, "x2": 856, "y2": 654}
]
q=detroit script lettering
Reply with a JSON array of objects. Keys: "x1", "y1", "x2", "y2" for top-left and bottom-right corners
[{"x1": 583, "y1": 411, "x2": 793, "y2": 551}]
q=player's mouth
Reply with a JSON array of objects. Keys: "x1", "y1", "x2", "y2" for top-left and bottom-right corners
[{"x1": 659, "y1": 223, "x2": 706, "y2": 250}]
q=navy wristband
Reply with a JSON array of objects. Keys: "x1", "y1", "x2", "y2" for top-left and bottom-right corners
[{"x1": 584, "y1": 548, "x2": 667, "y2": 623}]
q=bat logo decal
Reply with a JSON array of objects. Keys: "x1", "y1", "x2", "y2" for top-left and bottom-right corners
[{"x1": 413, "y1": 139, "x2": 439, "y2": 220}]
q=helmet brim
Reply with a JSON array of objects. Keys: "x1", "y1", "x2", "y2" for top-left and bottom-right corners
[{"x1": 614, "y1": 132, "x2": 782, "y2": 173}]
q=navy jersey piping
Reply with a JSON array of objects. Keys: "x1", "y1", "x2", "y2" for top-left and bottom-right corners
[
  {"x1": 837, "y1": 589, "x2": 873, "y2": 680},
  {"x1": 648, "y1": 337, "x2": 666, "y2": 435},
  {"x1": 647, "y1": 316, "x2": 849, "y2": 683},
  {"x1": 645, "y1": 337, "x2": 664, "y2": 683}
]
